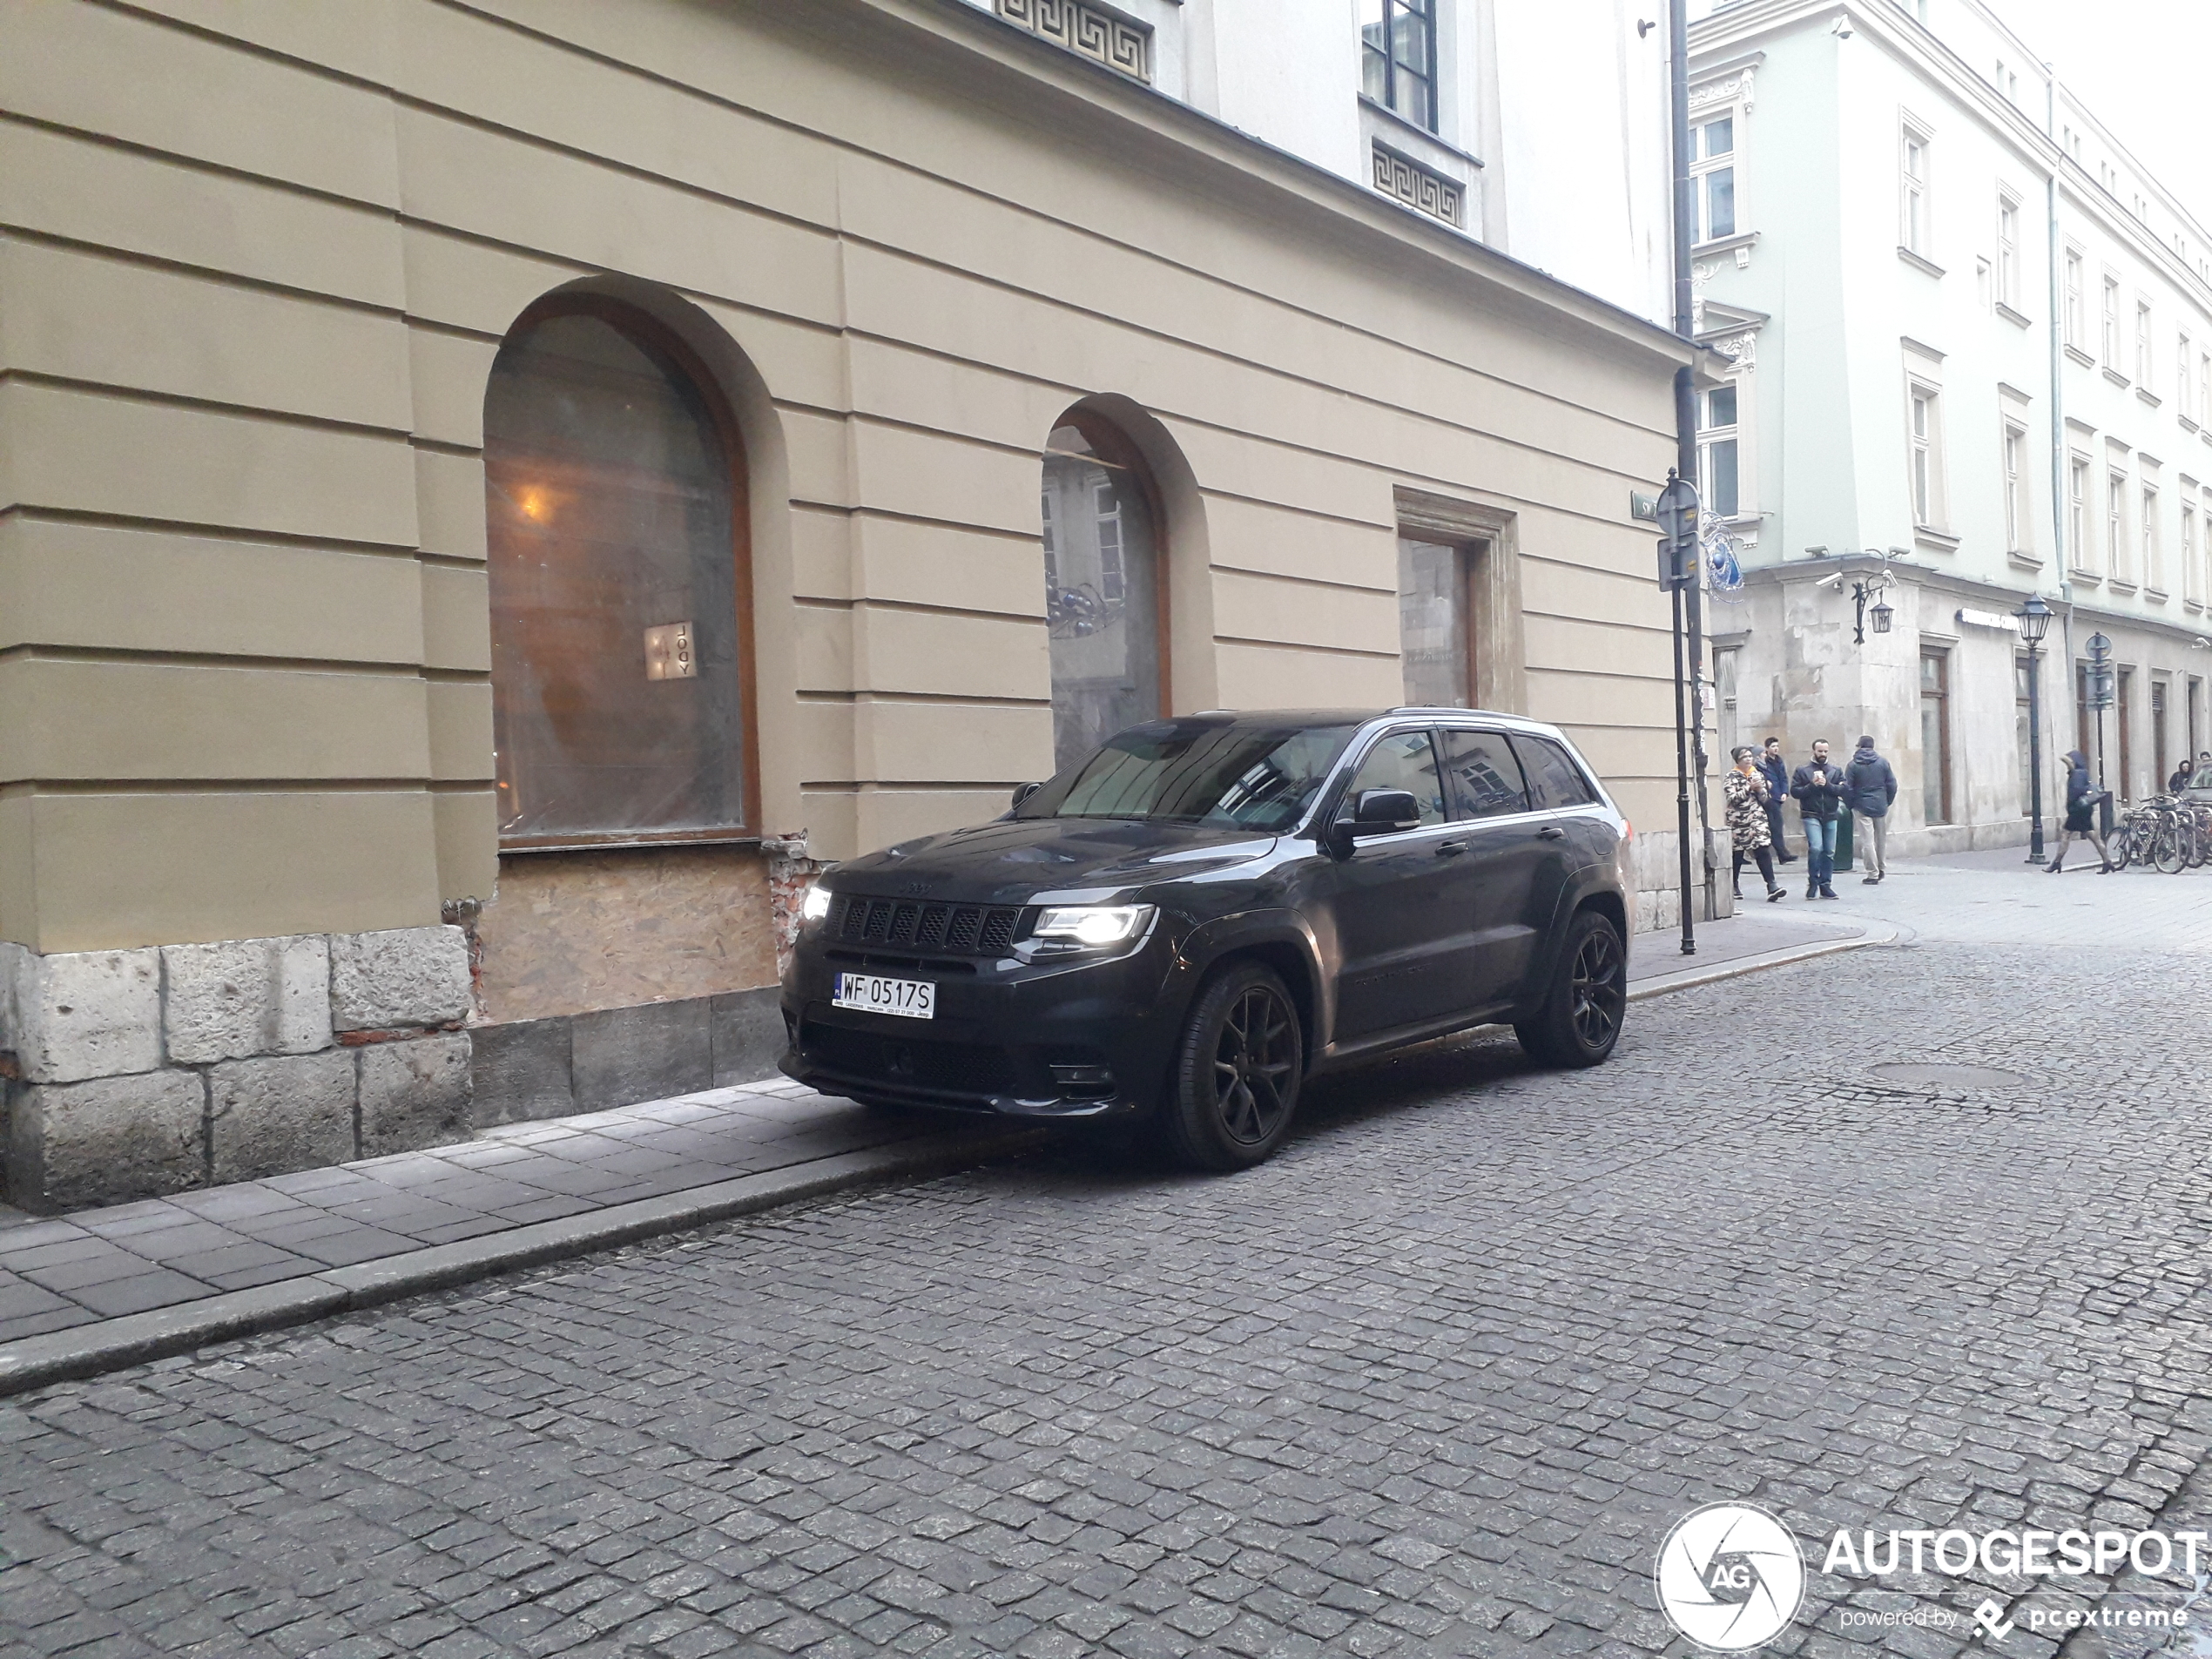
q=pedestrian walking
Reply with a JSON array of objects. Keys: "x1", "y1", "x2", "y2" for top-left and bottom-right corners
[
  {"x1": 1725, "y1": 746, "x2": 1786, "y2": 902},
  {"x1": 1757, "y1": 737, "x2": 1797, "y2": 863},
  {"x1": 1844, "y1": 734, "x2": 1898, "y2": 884},
  {"x1": 2047, "y1": 749, "x2": 2114, "y2": 873},
  {"x1": 1790, "y1": 738, "x2": 1846, "y2": 900}
]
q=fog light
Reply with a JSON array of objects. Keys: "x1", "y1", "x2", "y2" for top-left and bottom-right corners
[{"x1": 1049, "y1": 1062, "x2": 1116, "y2": 1097}]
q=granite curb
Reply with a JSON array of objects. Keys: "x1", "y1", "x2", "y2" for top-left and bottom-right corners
[
  {"x1": 0, "y1": 1126, "x2": 1048, "y2": 1399},
  {"x1": 0, "y1": 923, "x2": 1885, "y2": 1398}
]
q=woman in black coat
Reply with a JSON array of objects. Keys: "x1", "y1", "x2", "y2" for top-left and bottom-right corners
[{"x1": 2047, "y1": 750, "x2": 2114, "y2": 873}]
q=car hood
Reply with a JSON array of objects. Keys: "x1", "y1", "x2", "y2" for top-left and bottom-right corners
[{"x1": 832, "y1": 818, "x2": 1282, "y2": 906}]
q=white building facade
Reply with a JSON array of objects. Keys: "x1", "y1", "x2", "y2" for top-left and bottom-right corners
[
  {"x1": 960, "y1": 0, "x2": 1676, "y2": 323},
  {"x1": 1689, "y1": 0, "x2": 2212, "y2": 852}
]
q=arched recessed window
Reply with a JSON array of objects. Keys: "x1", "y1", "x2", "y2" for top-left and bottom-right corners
[
  {"x1": 1041, "y1": 415, "x2": 1165, "y2": 772},
  {"x1": 484, "y1": 301, "x2": 754, "y2": 846}
]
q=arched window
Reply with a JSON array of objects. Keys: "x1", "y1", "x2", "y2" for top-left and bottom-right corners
[
  {"x1": 1041, "y1": 415, "x2": 1165, "y2": 773},
  {"x1": 484, "y1": 301, "x2": 754, "y2": 845}
]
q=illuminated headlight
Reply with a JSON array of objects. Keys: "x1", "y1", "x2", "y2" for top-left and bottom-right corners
[
  {"x1": 799, "y1": 884, "x2": 833, "y2": 925},
  {"x1": 1032, "y1": 904, "x2": 1156, "y2": 948}
]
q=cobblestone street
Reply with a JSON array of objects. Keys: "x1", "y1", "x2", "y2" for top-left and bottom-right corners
[{"x1": 3, "y1": 857, "x2": 2211, "y2": 1659}]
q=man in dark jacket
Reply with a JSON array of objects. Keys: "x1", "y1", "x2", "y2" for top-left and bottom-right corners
[
  {"x1": 1757, "y1": 737, "x2": 1797, "y2": 863},
  {"x1": 1791, "y1": 739, "x2": 1846, "y2": 899},
  {"x1": 1844, "y1": 735, "x2": 1898, "y2": 884}
]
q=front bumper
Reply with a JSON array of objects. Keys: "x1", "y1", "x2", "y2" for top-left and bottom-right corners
[{"x1": 777, "y1": 930, "x2": 1183, "y2": 1119}]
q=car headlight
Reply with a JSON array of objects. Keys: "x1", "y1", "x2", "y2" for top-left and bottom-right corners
[
  {"x1": 799, "y1": 884, "x2": 833, "y2": 925},
  {"x1": 1032, "y1": 904, "x2": 1155, "y2": 948}
]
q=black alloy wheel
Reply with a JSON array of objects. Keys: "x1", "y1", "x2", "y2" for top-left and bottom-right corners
[
  {"x1": 1162, "y1": 963, "x2": 1304, "y2": 1170},
  {"x1": 1515, "y1": 909, "x2": 1628, "y2": 1069}
]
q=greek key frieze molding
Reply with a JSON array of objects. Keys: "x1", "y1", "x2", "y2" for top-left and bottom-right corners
[
  {"x1": 995, "y1": 0, "x2": 1151, "y2": 82},
  {"x1": 1372, "y1": 144, "x2": 1465, "y2": 229}
]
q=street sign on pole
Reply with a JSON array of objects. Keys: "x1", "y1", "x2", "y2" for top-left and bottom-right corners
[{"x1": 1656, "y1": 475, "x2": 1699, "y2": 593}]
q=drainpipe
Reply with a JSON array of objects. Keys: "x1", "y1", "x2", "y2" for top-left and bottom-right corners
[
  {"x1": 2045, "y1": 66, "x2": 2074, "y2": 770},
  {"x1": 1669, "y1": 0, "x2": 1698, "y2": 951}
]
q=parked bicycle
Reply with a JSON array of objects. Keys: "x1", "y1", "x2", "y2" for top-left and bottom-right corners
[{"x1": 2109, "y1": 795, "x2": 2211, "y2": 873}]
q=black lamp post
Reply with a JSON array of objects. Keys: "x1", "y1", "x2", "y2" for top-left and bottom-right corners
[{"x1": 2013, "y1": 593, "x2": 2053, "y2": 864}]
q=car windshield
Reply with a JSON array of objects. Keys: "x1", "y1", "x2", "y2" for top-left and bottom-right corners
[
  {"x1": 1025, "y1": 722, "x2": 1356, "y2": 831},
  {"x1": 2192, "y1": 768, "x2": 2212, "y2": 792}
]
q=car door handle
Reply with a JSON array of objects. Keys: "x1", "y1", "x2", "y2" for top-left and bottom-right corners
[
  {"x1": 1436, "y1": 840, "x2": 1467, "y2": 856},
  {"x1": 1535, "y1": 826, "x2": 1568, "y2": 840}
]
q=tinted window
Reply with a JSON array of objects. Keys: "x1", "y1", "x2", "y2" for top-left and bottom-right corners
[
  {"x1": 1440, "y1": 730, "x2": 1530, "y2": 819},
  {"x1": 1032, "y1": 721, "x2": 1355, "y2": 830},
  {"x1": 1342, "y1": 731, "x2": 1447, "y2": 828},
  {"x1": 1511, "y1": 735, "x2": 1601, "y2": 808}
]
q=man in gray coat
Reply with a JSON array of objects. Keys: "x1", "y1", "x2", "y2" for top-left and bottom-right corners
[{"x1": 1844, "y1": 734, "x2": 1898, "y2": 884}]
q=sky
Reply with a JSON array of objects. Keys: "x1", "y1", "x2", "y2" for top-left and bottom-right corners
[{"x1": 1981, "y1": 0, "x2": 2212, "y2": 229}]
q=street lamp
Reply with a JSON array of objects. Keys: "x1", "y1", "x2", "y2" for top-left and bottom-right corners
[
  {"x1": 2013, "y1": 593, "x2": 2053, "y2": 865},
  {"x1": 1851, "y1": 571, "x2": 1892, "y2": 645}
]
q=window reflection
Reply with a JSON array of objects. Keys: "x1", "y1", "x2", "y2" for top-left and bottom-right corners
[
  {"x1": 1042, "y1": 421, "x2": 1163, "y2": 773},
  {"x1": 484, "y1": 310, "x2": 746, "y2": 841}
]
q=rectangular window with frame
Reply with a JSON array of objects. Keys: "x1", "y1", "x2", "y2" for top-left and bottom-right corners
[
  {"x1": 1693, "y1": 113, "x2": 1737, "y2": 242},
  {"x1": 1996, "y1": 193, "x2": 2020, "y2": 307},
  {"x1": 2138, "y1": 301, "x2": 2155, "y2": 389},
  {"x1": 2144, "y1": 484, "x2": 2161, "y2": 592},
  {"x1": 2185, "y1": 502, "x2": 2201, "y2": 605},
  {"x1": 1909, "y1": 383, "x2": 1943, "y2": 528},
  {"x1": 2109, "y1": 469, "x2": 2132, "y2": 584},
  {"x1": 2003, "y1": 422, "x2": 2027, "y2": 553},
  {"x1": 2181, "y1": 334, "x2": 2194, "y2": 421},
  {"x1": 1360, "y1": 0, "x2": 1437, "y2": 132},
  {"x1": 2063, "y1": 250, "x2": 2084, "y2": 347},
  {"x1": 1899, "y1": 124, "x2": 1930, "y2": 254},
  {"x1": 1919, "y1": 650, "x2": 1952, "y2": 825},
  {"x1": 2070, "y1": 455, "x2": 2094, "y2": 574},
  {"x1": 1700, "y1": 383, "x2": 1741, "y2": 517},
  {"x1": 1397, "y1": 536, "x2": 1473, "y2": 707},
  {"x1": 2201, "y1": 350, "x2": 2211, "y2": 426},
  {"x1": 2103, "y1": 276, "x2": 2121, "y2": 368}
]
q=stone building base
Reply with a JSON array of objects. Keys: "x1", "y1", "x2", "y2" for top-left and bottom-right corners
[
  {"x1": 1, "y1": 927, "x2": 473, "y2": 1212},
  {"x1": 469, "y1": 988, "x2": 786, "y2": 1129}
]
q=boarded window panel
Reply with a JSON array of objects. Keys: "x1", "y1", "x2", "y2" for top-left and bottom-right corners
[{"x1": 485, "y1": 311, "x2": 746, "y2": 841}]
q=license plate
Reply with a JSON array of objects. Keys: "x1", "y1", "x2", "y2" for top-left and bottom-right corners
[{"x1": 832, "y1": 972, "x2": 935, "y2": 1020}]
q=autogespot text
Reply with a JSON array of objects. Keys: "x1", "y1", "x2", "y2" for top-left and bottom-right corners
[{"x1": 1824, "y1": 1527, "x2": 2210, "y2": 1578}]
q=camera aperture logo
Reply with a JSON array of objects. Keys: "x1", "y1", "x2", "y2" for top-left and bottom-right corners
[{"x1": 1656, "y1": 1503, "x2": 1807, "y2": 1650}]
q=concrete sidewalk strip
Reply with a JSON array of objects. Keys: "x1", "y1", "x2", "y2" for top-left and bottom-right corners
[{"x1": 0, "y1": 914, "x2": 1888, "y2": 1396}]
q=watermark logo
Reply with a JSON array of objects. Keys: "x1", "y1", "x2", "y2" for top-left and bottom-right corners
[{"x1": 1656, "y1": 1504, "x2": 1806, "y2": 1650}]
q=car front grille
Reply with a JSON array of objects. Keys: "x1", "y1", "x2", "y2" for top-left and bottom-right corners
[
  {"x1": 834, "y1": 896, "x2": 1026, "y2": 955},
  {"x1": 799, "y1": 1021, "x2": 1027, "y2": 1097}
]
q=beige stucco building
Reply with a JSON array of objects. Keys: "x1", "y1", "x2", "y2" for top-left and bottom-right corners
[{"x1": 0, "y1": 0, "x2": 1696, "y2": 1210}]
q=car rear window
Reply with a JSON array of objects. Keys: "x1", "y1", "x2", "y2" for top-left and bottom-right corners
[
  {"x1": 1439, "y1": 730, "x2": 1530, "y2": 819},
  {"x1": 1509, "y1": 735, "x2": 1601, "y2": 809}
]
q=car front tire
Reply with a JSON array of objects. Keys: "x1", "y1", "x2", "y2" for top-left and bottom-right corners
[
  {"x1": 1160, "y1": 962, "x2": 1304, "y2": 1171},
  {"x1": 1514, "y1": 909, "x2": 1627, "y2": 1069}
]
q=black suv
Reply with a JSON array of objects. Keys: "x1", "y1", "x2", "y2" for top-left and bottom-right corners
[{"x1": 779, "y1": 709, "x2": 1632, "y2": 1170}]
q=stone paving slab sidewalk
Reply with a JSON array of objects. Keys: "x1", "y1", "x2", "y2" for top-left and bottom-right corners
[{"x1": 0, "y1": 905, "x2": 1878, "y2": 1396}]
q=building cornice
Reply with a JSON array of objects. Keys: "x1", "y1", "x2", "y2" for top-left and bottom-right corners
[{"x1": 858, "y1": 0, "x2": 1696, "y2": 369}]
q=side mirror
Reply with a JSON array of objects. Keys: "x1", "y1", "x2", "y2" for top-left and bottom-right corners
[
  {"x1": 1010, "y1": 781, "x2": 1044, "y2": 810},
  {"x1": 1343, "y1": 788, "x2": 1422, "y2": 838}
]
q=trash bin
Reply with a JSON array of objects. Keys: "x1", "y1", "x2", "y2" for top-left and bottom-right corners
[{"x1": 1833, "y1": 811, "x2": 1854, "y2": 873}]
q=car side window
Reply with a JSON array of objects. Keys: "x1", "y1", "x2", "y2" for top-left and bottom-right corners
[
  {"x1": 1342, "y1": 731, "x2": 1447, "y2": 828},
  {"x1": 1439, "y1": 729, "x2": 1531, "y2": 819},
  {"x1": 1510, "y1": 735, "x2": 1601, "y2": 809}
]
